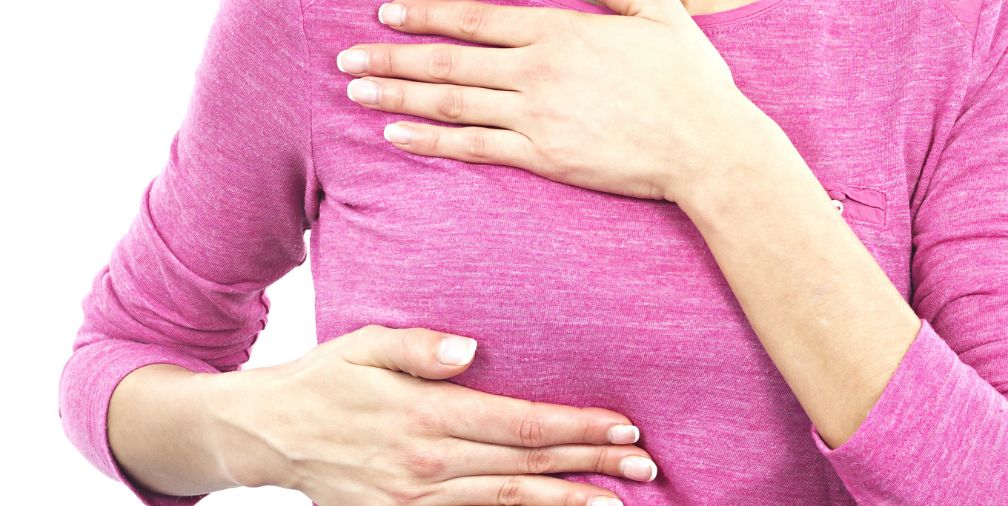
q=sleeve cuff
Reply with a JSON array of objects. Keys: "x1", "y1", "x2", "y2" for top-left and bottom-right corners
[
  {"x1": 59, "y1": 338, "x2": 221, "y2": 506},
  {"x1": 808, "y1": 318, "x2": 1008, "y2": 503}
]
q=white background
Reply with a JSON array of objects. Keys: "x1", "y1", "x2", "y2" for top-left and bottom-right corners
[{"x1": 2, "y1": 1, "x2": 315, "y2": 504}]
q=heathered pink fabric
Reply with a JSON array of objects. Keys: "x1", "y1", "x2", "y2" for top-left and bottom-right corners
[{"x1": 58, "y1": 0, "x2": 1008, "y2": 504}]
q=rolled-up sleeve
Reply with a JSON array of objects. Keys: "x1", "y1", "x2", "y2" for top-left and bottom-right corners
[
  {"x1": 807, "y1": 2, "x2": 1008, "y2": 503},
  {"x1": 57, "y1": 0, "x2": 319, "y2": 504}
]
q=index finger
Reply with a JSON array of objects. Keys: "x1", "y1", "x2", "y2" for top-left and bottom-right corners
[
  {"x1": 441, "y1": 388, "x2": 641, "y2": 446},
  {"x1": 377, "y1": 0, "x2": 568, "y2": 47}
]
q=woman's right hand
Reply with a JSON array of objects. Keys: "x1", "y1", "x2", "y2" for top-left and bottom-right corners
[{"x1": 203, "y1": 324, "x2": 657, "y2": 506}]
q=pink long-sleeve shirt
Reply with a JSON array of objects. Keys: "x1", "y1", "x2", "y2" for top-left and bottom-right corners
[{"x1": 58, "y1": 0, "x2": 1008, "y2": 504}]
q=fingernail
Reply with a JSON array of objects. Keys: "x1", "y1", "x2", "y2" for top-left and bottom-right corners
[
  {"x1": 378, "y1": 3, "x2": 406, "y2": 26},
  {"x1": 607, "y1": 424, "x2": 640, "y2": 444},
  {"x1": 437, "y1": 335, "x2": 477, "y2": 366},
  {"x1": 347, "y1": 79, "x2": 379, "y2": 104},
  {"x1": 337, "y1": 49, "x2": 368, "y2": 73},
  {"x1": 619, "y1": 456, "x2": 658, "y2": 482},
  {"x1": 383, "y1": 123, "x2": 413, "y2": 144},
  {"x1": 588, "y1": 497, "x2": 623, "y2": 506}
]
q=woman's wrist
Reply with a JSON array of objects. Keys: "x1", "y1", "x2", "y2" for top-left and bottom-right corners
[
  {"x1": 195, "y1": 364, "x2": 300, "y2": 491},
  {"x1": 672, "y1": 109, "x2": 817, "y2": 227}
]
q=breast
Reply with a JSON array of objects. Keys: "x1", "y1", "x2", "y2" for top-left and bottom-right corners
[
  {"x1": 310, "y1": 128, "x2": 781, "y2": 403},
  {"x1": 305, "y1": 67, "x2": 892, "y2": 500},
  {"x1": 306, "y1": 9, "x2": 822, "y2": 471},
  {"x1": 297, "y1": 1, "x2": 918, "y2": 502},
  {"x1": 307, "y1": 146, "x2": 844, "y2": 501}
]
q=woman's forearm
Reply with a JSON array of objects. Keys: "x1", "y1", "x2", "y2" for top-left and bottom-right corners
[
  {"x1": 676, "y1": 123, "x2": 922, "y2": 450},
  {"x1": 107, "y1": 364, "x2": 250, "y2": 496}
]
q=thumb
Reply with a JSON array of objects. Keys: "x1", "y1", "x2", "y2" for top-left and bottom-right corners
[
  {"x1": 591, "y1": 0, "x2": 686, "y2": 23},
  {"x1": 337, "y1": 324, "x2": 478, "y2": 380}
]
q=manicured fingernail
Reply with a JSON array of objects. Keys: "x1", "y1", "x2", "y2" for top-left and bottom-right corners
[
  {"x1": 347, "y1": 79, "x2": 379, "y2": 104},
  {"x1": 383, "y1": 123, "x2": 413, "y2": 144},
  {"x1": 588, "y1": 497, "x2": 623, "y2": 506},
  {"x1": 619, "y1": 456, "x2": 657, "y2": 482},
  {"x1": 437, "y1": 336, "x2": 477, "y2": 366},
  {"x1": 336, "y1": 49, "x2": 368, "y2": 73},
  {"x1": 607, "y1": 424, "x2": 640, "y2": 444},
  {"x1": 378, "y1": 3, "x2": 406, "y2": 26}
]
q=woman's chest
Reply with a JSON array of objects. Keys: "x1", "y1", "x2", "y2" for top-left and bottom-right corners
[{"x1": 302, "y1": 0, "x2": 942, "y2": 367}]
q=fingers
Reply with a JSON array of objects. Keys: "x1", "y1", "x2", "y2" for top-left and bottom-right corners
[
  {"x1": 382, "y1": 122, "x2": 534, "y2": 168},
  {"x1": 376, "y1": 0, "x2": 567, "y2": 47},
  {"x1": 438, "y1": 390, "x2": 641, "y2": 447},
  {"x1": 337, "y1": 325, "x2": 478, "y2": 380},
  {"x1": 338, "y1": 43, "x2": 522, "y2": 90},
  {"x1": 347, "y1": 77, "x2": 521, "y2": 129},
  {"x1": 430, "y1": 474, "x2": 626, "y2": 506},
  {"x1": 437, "y1": 438, "x2": 659, "y2": 483}
]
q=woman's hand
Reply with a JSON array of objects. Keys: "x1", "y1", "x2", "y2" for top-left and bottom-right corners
[
  {"x1": 337, "y1": 0, "x2": 783, "y2": 204},
  {"x1": 203, "y1": 324, "x2": 656, "y2": 506}
]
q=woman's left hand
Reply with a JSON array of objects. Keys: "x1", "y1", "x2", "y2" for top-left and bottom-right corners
[{"x1": 337, "y1": 0, "x2": 785, "y2": 203}]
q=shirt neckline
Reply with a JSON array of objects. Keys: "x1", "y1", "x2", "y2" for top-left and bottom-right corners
[{"x1": 536, "y1": 0, "x2": 786, "y2": 27}]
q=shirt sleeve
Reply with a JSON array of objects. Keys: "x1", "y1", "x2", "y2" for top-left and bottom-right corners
[
  {"x1": 57, "y1": 0, "x2": 319, "y2": 504},
  {"x1": 806, "y1": 2, "x2": 1008, "y2": 504}
]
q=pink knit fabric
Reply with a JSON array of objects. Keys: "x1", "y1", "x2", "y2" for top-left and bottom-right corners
[{"x1": 58, "y1": 0, "x2": 1008, "y2": 504}]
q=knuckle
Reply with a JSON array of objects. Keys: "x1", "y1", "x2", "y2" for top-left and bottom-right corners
[
  {"x1": 397, "y1": 327, "x2": 428, "y2": 374},
  {"x1": 405, "y1": 404, "x2": 446, "y2": 435},
  {"x1": 414, "y1": 5, "x2": 432, "y2": 30},
  {"x1": 542, "y1": 161, "x2": 575, "y2": 183},
  {"x1": 646, "y1": 180, "x2": 667, "y2": 201},
  {"x1": 524, "y1": 446, "x2": 557, "y2": 474},
  {"x1": 537, "y1": 139, "x2": 576, "y2": 173},
  {"x1": 496, "y1": 476, "x2": 524, "y2": 505},
  {"x1": 428, "y1": 45, "x2": 457, "y2": 81},
  {"x1": 525, "y1": 99, "x2": 562, "y2": 122},
  {"x1": 516, "y1": 406, "x2": 546, "y2": 446},
  {"x1": 578, "y1": 414, "x2": 593, "y2": 443},
  {"x1": 459, "y1": 4, "x2": 486, "y2": 37},
  {"x1": 401, "y1": 445, "x2": 448, "y2": 480},
  {"x1": 386, "y1": 84, "x2": 406, "y2": 111},
  {"x1": 560, "y1": 489, "x2": 590, "y2": 506},
  {"x1": 466, "y1": 131, "x2": 489, "y2": 158},
  {"x1": 374, "y1": 47, "x2": 395, "y2": 75},
  {"x1": 590, "y1": 446, "x2": 609, "y2": 474},
  {"x1": 436, "y1": 87, "x2": 465, "y2": 120},
  {"x1": 425, "y1": 128, "x2": 442, "y2": 153},
  {"x1": 522, "y1": 59, "x2": 556, "y2": 82},
  {"x1": 537, "y1": 146, "x2": 568, "y2": 173},
  {"x1": 549, "y1": 162, "x2": 575, "y2": 180}
]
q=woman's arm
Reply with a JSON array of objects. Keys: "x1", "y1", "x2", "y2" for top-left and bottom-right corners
[
  {"x1": 677, "y1": 4, "x2": 1008, "y2": 502},
  {"x1": 680, "y1": 90, "x2": 1008, "y2": 504},
  {"x1": 106, "y1": 365, "x2": 247, "y2": 495},
  {"x1": 58, "y1": 0, "x2": 318, "y2": 503},
  {"x1": 675, "y1": 125, "x2": 926, "y2": 451}
]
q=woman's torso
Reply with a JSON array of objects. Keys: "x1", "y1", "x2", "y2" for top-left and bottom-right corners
[{"x1": 303, "y1": 0, "x2": 974, "y2": 502}]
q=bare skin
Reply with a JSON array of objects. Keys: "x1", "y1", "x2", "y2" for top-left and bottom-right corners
[{"x1": 109, "y1": 326, "x2": 658, "y2": 506}]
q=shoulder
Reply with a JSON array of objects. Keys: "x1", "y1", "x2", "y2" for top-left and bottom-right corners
[
  {"x1": 212, "y1": 0, "x2": 306, "y2": 36},
  {"x1": 200, "y1": 0, "x2": 309, "y2": 75}
]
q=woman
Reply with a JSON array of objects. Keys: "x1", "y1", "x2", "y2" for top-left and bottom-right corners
[{"x1": 58, "y1": 0, "x2": 1008, "y2": 504}]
